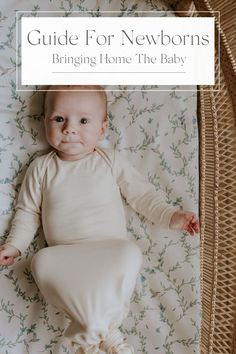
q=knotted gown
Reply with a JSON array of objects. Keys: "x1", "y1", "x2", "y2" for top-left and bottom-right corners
[{"x1": 6, "y1": 147, "x2": 178, "y2": 350}]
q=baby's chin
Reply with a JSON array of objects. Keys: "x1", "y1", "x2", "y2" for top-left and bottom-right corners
[{"x1": 58, "y1": 142, "x2": 84, "y2": 152}]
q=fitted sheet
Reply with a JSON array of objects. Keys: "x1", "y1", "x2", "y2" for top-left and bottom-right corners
[{"x1": 0, "y1": 1, "x2": 200, "y2": 353}]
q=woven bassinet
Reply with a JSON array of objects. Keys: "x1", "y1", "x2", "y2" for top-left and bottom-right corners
[{"x1": 165, "y1": 0, "x2": 236, "y2": 352}]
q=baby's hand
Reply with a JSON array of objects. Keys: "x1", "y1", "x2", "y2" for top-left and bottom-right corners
[
  {"x1": 169, "y1": 210, "x2": 200, "y2": 236},
  {"x1": 0, "y1": 244, "x2": 21, "y2": 266}
]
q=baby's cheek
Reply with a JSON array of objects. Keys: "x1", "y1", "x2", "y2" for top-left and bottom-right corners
[
  {"x1": 83, "y1": 131, "x2": 96, "y2": 144},
  {"x1": 48, "y1": 130, "x2": 60, "y2": 143}
]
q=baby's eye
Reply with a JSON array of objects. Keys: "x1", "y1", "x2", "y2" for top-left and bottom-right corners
[
  {"x1": 55, "y1": 116, "x2": 64, "y2": 123},
  {"x1": 80, "y1": 118, "x2": 88, "y2": 124}
]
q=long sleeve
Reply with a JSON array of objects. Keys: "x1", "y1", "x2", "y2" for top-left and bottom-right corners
[
  {"x1": 5, "y1": 157, "x2": 43, "y2": 253},
  {"x1": 112, "y1": 150, "x2": 179, "y2": 229}
]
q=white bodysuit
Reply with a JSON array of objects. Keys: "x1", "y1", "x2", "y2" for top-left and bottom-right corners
[{"x1": 6, "y1": 147, "x2": 178, "y2": 351}]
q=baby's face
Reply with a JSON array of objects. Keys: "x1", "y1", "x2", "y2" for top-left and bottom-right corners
[{"x1": 44, "y1": 90, "x2": 107, "y2": 161}]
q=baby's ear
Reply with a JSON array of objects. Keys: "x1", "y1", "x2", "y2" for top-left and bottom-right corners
[
  {"x1": 103, "y1": 118, "x2": 108, "y2": 128},
  {"x1": 99, "y1": 119, "x2": 108, "y2": 140}
]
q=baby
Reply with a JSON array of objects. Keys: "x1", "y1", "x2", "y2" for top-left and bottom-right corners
[{"x1": 0, "y1": 85, "x2": 199, "y2": 354}]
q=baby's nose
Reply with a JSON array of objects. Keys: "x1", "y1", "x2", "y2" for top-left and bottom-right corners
[{"x1": 63, "y1": 123, "x2": 78, "y2": 134}]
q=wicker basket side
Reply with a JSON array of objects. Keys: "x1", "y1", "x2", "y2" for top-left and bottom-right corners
[
  {"x1": 196, "y1": 1, "x2": 236, "y2": 353},
  {"x1": 199, "y1": 76, "x2": 236, "y2": 354}
]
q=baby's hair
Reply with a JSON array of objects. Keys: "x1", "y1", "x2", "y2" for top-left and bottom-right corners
[{"x1": 44, "y1": 85, "x2": 108, "y2": 121}]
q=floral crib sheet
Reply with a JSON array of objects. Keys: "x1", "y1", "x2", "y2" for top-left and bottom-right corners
[{"x1": 0, "y1": 1, "x2": 200, "y2": 353}]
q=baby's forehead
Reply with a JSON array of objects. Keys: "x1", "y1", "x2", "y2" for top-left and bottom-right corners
[{"x1": 44, "y1": 85, "x2": 107, "y2": 116}]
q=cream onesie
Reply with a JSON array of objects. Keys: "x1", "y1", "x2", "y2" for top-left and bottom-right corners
[{"x1": 6, "y1": 147, "x2": 178, "y2": 350}]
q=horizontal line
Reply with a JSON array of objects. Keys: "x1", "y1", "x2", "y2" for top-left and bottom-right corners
[
  {"x1": 52, "y1": 71, "x2": 186, "y2": 74},
  {"x1": 16, "y1": 89, "x2": 217, "y2": 92},
  {"x1": 16, "y1": 10, "x2": 219, "y2": 13}
]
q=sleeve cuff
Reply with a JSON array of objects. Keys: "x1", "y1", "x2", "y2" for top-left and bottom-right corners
[{"x1": 156, "y1": 206, "x2": 180, "y2": 229}]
